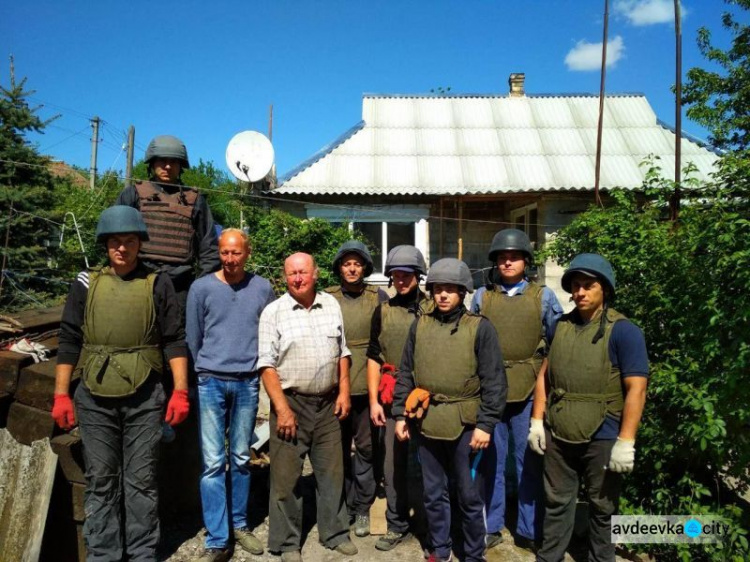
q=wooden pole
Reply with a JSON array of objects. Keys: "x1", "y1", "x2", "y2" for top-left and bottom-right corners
[
  {"x1": 457, "y1": 197, "x2": 464, "y2": 260},
  {"x1": 125, "y1": 126, "x2": 135, "y2": 187},
  {"x1": 671, "y1": 0, "x2": 682, "y2": 222},
  {"x1": 439, "y1": 197, "x2": 444, "y2": 256},
  {"x1": 89, "y1": 117, "x2": 100, "y2": 190},
  {"x1": 594, "y1": 0, "x2": 609, "y2": 208}
]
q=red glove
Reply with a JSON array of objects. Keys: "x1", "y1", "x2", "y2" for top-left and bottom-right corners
[
  {"x1": 165, "y1": 389, "x2": 189, "y2": 426},
  {"x1": 52, "y1": 393, "x2": 76, "y2": 430},
  {"x1": 378, "y1": 363, "x2": 397, "y2": 405}
]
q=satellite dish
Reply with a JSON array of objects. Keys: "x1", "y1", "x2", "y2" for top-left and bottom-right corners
[{"x1": 225, "y1": 130, "x2": 275, "y2": 182}]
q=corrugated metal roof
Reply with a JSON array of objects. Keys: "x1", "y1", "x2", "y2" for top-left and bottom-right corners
[{"x1": 276, "y1": 94, "x2": 720, "y2": 196}]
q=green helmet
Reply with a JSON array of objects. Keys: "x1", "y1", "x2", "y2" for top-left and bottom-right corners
[
  {"x1": 426, "y1": 258, "x2": 474, "y2": 293},
  {"x1": 384, "y1": 245, "x2": 426, "y2": 276},
  {"x1": 561, "y1": 253, "x2": 616, "y2": 296},
  {"x1": 488, "y1": 228, "x2": 534, "y2": 263},
  {"x1": 96, "y1": 206, "x2": 149, "y2": 243},
  {"x1": 332, "y1": 240, "x2": 374, "y2": 277},
  {"x1": 145, "y1": 135, "x2": 190, "y2": 169}
]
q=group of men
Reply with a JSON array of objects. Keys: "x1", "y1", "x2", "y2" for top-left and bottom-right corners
[{"x1": 51, "y1": 134, "x2": 648, "y2": 562}]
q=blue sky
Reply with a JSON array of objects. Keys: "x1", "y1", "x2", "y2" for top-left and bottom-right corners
[{"x1": 0, "y1": 1, "x2": 742, "y2": 179}]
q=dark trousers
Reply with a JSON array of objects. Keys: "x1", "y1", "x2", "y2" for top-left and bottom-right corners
[
  {"x1": 75, "y1": 379, "x2": 165, "y2": 562},
  {"x1": 537, "y1": 430, "x2": 621, "y2": 562},
  {"x1": 419, "y1": 429, "x2": 488, "y2": 562},
  {"x1": 383, "y1": 414, "x2": 411, "y2": 533},
  {"x1": 340, "y1": 394, "x2": 377, "y2": 517},
  {"x1": 268, "y1": 392, "x2": 350, "y2": 553}
]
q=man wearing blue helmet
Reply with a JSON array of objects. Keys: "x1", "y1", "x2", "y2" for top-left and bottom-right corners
[
  {"x1": 52, "y1": 206, "x2": 189, "y2": 561},
  {"x1": 529, "y1": 253, "x2": 648, "y2": 562}
]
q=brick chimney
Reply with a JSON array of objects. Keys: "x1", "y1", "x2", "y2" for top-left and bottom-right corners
[{"x1": 509, "y1": 73, "x2": 525, "y2": 97}]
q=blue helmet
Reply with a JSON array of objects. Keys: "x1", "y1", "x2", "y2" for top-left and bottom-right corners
[
  {"x1": 96, "y1": 206, "x2": 149, "y2": 243},
  {"x1": 561, "y1": 253, "x2": 616, "y2": 296}
]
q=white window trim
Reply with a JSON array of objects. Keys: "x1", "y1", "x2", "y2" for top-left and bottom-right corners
[{"x1": 510, "y1": 203, "x2": 538, "y2": 249}]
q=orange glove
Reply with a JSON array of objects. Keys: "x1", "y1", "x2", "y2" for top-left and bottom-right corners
[
  {"x1": 52, "y1": 393, "x2": 76, "y2": 430},
  {"x1": 405, "y1": 388, "x2": 430, "y2": 418},
  {"x1": 378, "y1": 363, "x2": 397, "y2": 405},
  {"x1": 165, "y1": 389, "x2": 189, "y2": 426}
]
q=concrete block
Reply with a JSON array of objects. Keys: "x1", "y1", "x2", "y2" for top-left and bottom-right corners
[
  {"x1": 71, "y1": 482, "x2": 85, "y2": 522},
  {"x1": 16, "y1": 360, "x2": 57, "y2": 411},
  {"x1": 50, "y1": 434, "x2": 86, "y2": 484},
  {"x1": 0, "y1": 350, "x2": 26, "y2": 394},
  {"x1": 7, "y1": 402, "x2": 56, "y2": 446}
]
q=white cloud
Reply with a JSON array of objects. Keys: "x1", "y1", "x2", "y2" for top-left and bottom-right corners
[
  {"x1": 565, "y1": 36, "x2": 625, "y2": 72},
  {"x1": 614, "y1": 0, "x2": 688, "y2": 26}
]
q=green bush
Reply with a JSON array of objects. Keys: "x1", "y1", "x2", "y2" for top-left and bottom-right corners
[{"x1": 542, "y1": 159, "x2": 750, "y2": 560}]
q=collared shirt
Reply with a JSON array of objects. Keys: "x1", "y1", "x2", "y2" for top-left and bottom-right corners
[
  {"x1": 471, "y1": 279, "x2": 563, "y2": 345},
  {"x1": 258, "y1": 291, "x2": 351, "y2": 394}
]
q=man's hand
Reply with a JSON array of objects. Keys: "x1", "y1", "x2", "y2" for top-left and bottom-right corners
[
  {"x1": 165, "y1": 389, "x2": 189, "y2": 426},
  {"x1": 334, "y1": 391, "x2": 351, "y2": 420},
  {"x1": 52, "y1": 393, "x2": 76, "y2": 430},
  {"x1": 608, "y1": 437, "x2": 636, "y2": 473},
  {"x1": 370, "y1": 401, "x2": 386, "y2": 427},
  {"x1": 276, "y1": 406, "x2": 298, "y2": 441},
  {"x1": 469, "y1": 428, "x2": 491, "y2": 451},
  {"x1": 527, "y1": 417, "x2": 546, "y2": 456},
  {"x1": 395, "y1": 419, "x2": 410, "y2": 441}
]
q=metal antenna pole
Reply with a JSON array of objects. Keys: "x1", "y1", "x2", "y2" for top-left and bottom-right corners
[{"x1": 594, "y1": 0, "x2": 609, "y2": 208}]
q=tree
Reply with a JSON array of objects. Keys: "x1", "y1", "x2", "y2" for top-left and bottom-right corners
[
  {"x1": 682, "y1": 0, "x2": 750, "y2": 151},
  {"x1": 0, "y1": 73, "x2": 58, "y2": 311}
]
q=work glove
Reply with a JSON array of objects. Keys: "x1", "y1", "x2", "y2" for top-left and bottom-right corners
[
  {"x1": 527, "y1": 417, "x2": 546, "y2": 455},
  {"x1": 52, "y1": 393, "x2": 76, "y2": 430},
  {"x1": 165, "y1": 389, "x2": 190, "y2": 426},
  {"x1": 378, "y1": 363, "x2": 397, "y2": 405},
  {"x1": 608, "y1": 437, "x2": 636, "y2": 473},
  {"x1": 405, "y1": 388, "x2": 430, "y2": 419}
]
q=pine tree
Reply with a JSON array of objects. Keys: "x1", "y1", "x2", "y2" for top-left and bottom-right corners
[{"x1": 0, "y1": 69, "x2": 57, "y2": 310}]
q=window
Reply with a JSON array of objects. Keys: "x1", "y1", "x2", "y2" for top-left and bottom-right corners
[
  {"x1": 510, "y1": 204, "x2": 539, "y2": 248},
  {"x1": 305, "y1": 204, "x2": 430, "y2": 280}
]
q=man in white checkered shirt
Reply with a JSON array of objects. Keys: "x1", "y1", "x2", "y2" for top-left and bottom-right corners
[{"x1": 258, "y1": 252, "x2": 358, "y2": 561}]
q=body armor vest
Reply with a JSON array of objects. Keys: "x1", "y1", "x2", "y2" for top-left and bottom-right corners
[
  {"x1": 481, "y1": 282, "x2": 545, "y2": 402},
  {"x1": 378, "y1": 293, "x2": 429, "y2": 367},
  {"x1": 413, "y1": 311, "x2": 481, "y2": 440},
  {"x1": 546, "y1": 308, "x2": 626, "y2": 443},
  {"x1": 324, "y1": 285, "x2": 381, "y2": 395},
  {"x1": 77, "y1": 267, "x2": 163, "y2": 397},
  {"x1": 135, "y1": 181, "x2": 197, "y2": 265}
]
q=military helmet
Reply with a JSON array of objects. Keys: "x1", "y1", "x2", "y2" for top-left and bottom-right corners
[
  {"x1": 561, "y1": 253, "x2": 616, "y2": 296},
  {"x1": 144, "y1": 135, "x2": 190, "y2": 169},
  {"x1": 425, "y1": 258, "x2": 474, "y2": 293},
  {"x1": 332, "y1": 240, "x2": 374, "y2": 277},
  {"x1": 384, "y1": 245, "x2": 426, "y2": 276},
  {"x1": 96, "y1": 205, "x2": 150, "y2": 243},
  {"x1": 488, "y1": 228, "x2": 534, "y2": 263}
]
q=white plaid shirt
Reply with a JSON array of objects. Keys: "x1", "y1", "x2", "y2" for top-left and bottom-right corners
[{"x1": 258, "y1": 291, "x2": 351, "y2": 395}]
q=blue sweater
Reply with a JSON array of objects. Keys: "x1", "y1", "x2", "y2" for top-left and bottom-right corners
[{"x1": 186, "y1": 272, "x2": 276, "y2": 377}]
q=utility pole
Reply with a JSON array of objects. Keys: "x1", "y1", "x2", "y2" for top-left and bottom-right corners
[
  {"x1": 89, "y1": 116, "x2": 100, "y2": 190},
  {"x1": 594, "y1": 0, "x2": 609, "y2": 208},
  {"x1": 670, "y1": 0, "x2": 683, "y2": 222},
  {"x1": 125, "y1": 125, "x2": 135, "y2": 187}
]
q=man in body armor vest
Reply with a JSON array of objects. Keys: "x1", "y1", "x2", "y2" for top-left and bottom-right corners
[
  {"x1": 324, "y1": 241, "x2": 388, "y2": 537},
  {"x1": 471, "y1": 229, "x2": 563, "y2": 550},
  {"x1": 393, "y1": 258, "x2": 507, "y2": 562},
  {"x1": 528, "y1": 254, "x2": 648, "y2": 562},
  {"x1": 115, "y1": 134, "x2": 220, "y2": 314},
  {"x1": 52, "y1": 206, "x2": 190, "y2": 561},
  {"x1": 366, "y1": 245, "x2": 430, "y2": 551}
]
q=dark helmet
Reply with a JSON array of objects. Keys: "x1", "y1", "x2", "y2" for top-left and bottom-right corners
[
  {"x1": 561, "y1": 253, "x2": 616, "y2": 296},
  {"x1": 96, "y1": 206, "x2": 150, "y2": 243},
  {"x1": 488, "y1": 228, "x2": 534, "y2": 263},
  {"x1": 384, "y1": 245, "x2": 426, "y2": 276},
  {"x1": 332, "y1": 240, "x2": 374, "y2": 277},
  {"x1": 425, "y1": 258, "x2": 474, "y2": 293},
  {"x1": 145, "y1": 135, "x2": 190, "y2": 169}
]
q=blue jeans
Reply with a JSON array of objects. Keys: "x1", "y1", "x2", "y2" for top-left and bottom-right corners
[
  {"x1": 198, "y1": 374, "x2": 260, "y2": 549},
  {"x1": 485, "y1": 398, "x2": 544, "y2": 540}
]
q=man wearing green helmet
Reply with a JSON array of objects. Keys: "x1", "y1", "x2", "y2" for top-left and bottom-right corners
[
  {"x1": 529, "y1": 253, "x2": 648, "y2": 562},
  {"x1": 393, "y1": 258, "x2": 507, "y2": 562},
  {"x1": 471, "y1": 228, "x2": 563, "y2": 551},
  {"x1": 324, "y1": 240, "x2": 388, "y2": 537},
  {"x1": 52, "y1": 206, "x2": 189, "y2": 561},
  {"x1": 115, "y1": 134, "x2": 220, "y2": 314}
]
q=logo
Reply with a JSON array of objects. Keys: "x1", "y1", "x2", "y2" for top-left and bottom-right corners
[{"x1": 684, "y1": 519, "x2": 702, "y2": 538}]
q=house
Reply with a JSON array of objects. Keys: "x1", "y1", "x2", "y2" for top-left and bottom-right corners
[{"x1": 269, "y1": 74, "x2": 720, "y2": 304}]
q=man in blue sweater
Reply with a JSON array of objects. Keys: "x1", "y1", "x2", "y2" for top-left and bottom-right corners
[{"x1": 186, "y1": 228, "x2": 276, "y2": 562}]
